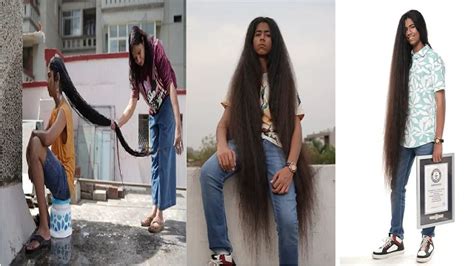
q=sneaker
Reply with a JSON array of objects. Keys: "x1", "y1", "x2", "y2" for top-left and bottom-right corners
[
  {"x1": 372, "y1": 234, "x2": 405, "y2": 259},
  {"x1": 209, "y1": 253, "x2": 236, "y2": 266},
  {"x1": 417, "y1": 235, "x2": 434, "y2": 263}
]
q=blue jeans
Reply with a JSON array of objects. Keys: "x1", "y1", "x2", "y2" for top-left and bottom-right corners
[
  {"x1": 390, "y1": 142, "x2": 435, "y2": 239},
  {"x1": 200, "y1": 139, "x2": 298, "y2": 266},
  {"x1": 149, "y1": 96, "x2": 176, "y2": 210},
  {"x1": 43, "y1": 149, "x2": 70, "y2": 200}
]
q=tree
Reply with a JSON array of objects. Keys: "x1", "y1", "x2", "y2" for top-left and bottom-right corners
[{"x1": 187, "y1": 134, "x2": 217, "y2": 167}]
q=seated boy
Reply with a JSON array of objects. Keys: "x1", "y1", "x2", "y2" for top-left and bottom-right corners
[{"x1": 25, "y1": 56, "x2": 75, "y2": 253}]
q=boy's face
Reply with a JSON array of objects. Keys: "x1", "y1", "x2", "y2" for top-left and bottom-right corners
[
  {"x1": 47, "y1": 67, "x2": 58, "y2": 98},
  {"x1": 405, "y1": 18, "x2": 421, "y2": 48},
  {"x1": 253, "y1": 22, "x2": 272, "y2": 56}
]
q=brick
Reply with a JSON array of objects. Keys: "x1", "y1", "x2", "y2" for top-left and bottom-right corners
[
  {"x1": 81, "y1": 191, "x2": 93, "y2": 200},
  {"x1": 94, "y1": 184, "x2": 109, "y2": 191},
  {"x1": 81, "y1": 182, "x2": 94, "y2": 193},
  {"x1": 71, "y1": 180, "x2": 81, "y2": 204},
  {"x1": 107, "y1": 186, "x2": 119, "y2": 199},
  {"x1": 93, "y1": 189, "x2": 107, "y2": 201},
  {"x1": 118, "y1": 186, "x2": 125, "y2": 198}
]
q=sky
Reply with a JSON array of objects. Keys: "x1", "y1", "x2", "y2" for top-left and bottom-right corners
[{"x1": 186, "y1": 0, "x2": 335, "y2": 149}]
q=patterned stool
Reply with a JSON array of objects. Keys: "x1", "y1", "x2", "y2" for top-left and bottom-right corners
[{"x1": 49, "y1": 197, "x2": 72, "y2": 238}]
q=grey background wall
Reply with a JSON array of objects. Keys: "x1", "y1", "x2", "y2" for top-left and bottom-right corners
[
  {"x1": 0, "y1": 0, "x2": 22, "y2": 186},
  {"x1": 0, "y1": 1, "x2": 36, "y2": 264}
]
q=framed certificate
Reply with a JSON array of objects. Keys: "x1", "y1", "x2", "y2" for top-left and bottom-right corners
[{"x1": 416, "y1": 153, "x2": 454, "y2": 229}]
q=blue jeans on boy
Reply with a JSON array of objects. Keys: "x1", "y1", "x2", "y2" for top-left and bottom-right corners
[
  {"x1": 43, "y1": 149, "x2": 70, "y2": 200},
  {"x1": 390, "y1": 142, "x2": 435, "y2": 239},
  {"x1": 149, "y1": 96, "x2": 176, "y2": 210},
  {"x1": 200, "y1": 139, "x2": 298, "y2": 266}
]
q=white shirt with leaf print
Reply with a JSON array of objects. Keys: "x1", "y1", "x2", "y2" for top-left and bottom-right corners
[{"x1": 403, "y1": 45, "x2": 445, "y2": 148}]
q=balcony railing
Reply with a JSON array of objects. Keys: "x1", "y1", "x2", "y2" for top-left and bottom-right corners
[
  {"x1": 101, "y1": 0, "x2": 163, "y2": 9},
  {"x1": 62, "y1": 36, "x2": 96, "y2": 52}
]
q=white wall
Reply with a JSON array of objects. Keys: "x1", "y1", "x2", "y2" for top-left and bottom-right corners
[
  {"x1": 187, "y1": 165, "x2": 335, "y2": 266},
  {"x1": 22, "y1": 56, "x2": 186, "y2": 187},
  {"x1": 162, "y1": 0, "x2": 185, "y2": 87},
  {"x1": 0, "y1": 184, "x2": 36, "y2": 265},
  {"x1": 337, "y1": 0, "x2": 474, "y2": 260}
]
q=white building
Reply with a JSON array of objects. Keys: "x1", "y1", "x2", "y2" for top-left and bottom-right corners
[
  {"x1": 23, "y1": 51, "x2": 187, "y2": 188},
  {"x1": 22, "y1": 0, "x2": 187, "y2": 187},
  {"x1": 23, "y1": 0, "x2": 185, "y2": 87}
]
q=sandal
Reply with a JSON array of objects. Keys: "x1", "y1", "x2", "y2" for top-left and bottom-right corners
[
  {"x1": 148, "y1": 219, "x2": 165, "y2": 233},
  {"x1": 141, "y1": 215, "x2": 155, "y2": 227},
  {"x1": 25, "y1": 234, "x2": 51, "y2": 254}
]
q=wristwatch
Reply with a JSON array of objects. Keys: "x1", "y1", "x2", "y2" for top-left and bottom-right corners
[
  {"x1": 434, "y1": 137, "x2": 444, "y2": 144},
  {"x1": 286, "y1": 161, "x2": 297, "y2": 174}
]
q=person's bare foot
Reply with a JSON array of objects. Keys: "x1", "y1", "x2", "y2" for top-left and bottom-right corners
[{"x1": 154, "y1": 210, "x2": 164, "y2": 224}]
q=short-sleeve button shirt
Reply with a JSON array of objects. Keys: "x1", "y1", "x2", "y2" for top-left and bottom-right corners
[{"x1": 403, "y1": 45, "x2": 445, "y2": 148}]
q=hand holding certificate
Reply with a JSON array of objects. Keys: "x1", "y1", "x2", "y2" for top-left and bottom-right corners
[{"x1": 416, "y1": 153, "x2": 454, "y2": 229}]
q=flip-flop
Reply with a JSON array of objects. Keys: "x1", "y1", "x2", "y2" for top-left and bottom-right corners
[
  {"x1": 141, "y1": 216, "x2": 155, "y2": 227},
  {"x1": 148, "y1": 220, "x2": 165, "y2": 233},
  {"x1": 25, "y1": 234, "x2": 51, "y2": 254}
]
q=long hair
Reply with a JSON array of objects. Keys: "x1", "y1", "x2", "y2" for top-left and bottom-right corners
[
  {"x1": 49, "y1": 56, "x2": 150, "y2": 157},
  {"x1": 227, "y1": 17, "x2": 315, "y2": 250},
  {"x1": 129, "y1": 26, "x2": 154, "y2": 89},
  {"x1": 384, "y1": 10, "x2": 430, "y2": 187}
]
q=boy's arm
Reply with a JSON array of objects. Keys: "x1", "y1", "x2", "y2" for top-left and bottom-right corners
[{"x1": 33, "y1": 109, "x2": 67, "y2": 147}]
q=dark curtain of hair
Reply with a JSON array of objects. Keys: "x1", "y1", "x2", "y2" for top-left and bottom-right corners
[
  {"x1": 384, "y1": 10, "x2": 430, "y2": 187},
  {"x1": 49, "y1": 56, "x2": 150, "y2": 157},
  {"x1": 228, "y1": 17, "x2": 315, "y2": 251},
  {"x1": 129, "y1": 26, "x2": 154, "y2": 90}
]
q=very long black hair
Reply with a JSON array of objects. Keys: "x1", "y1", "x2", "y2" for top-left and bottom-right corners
[
  {"x1": 384, "y1": 10, "x2": 430, "y2": 187},
  {"x1": 49, "y1": 55, "x2": 150, "y2": 157},
  {"x1": 227, "y1": 17, "x2": 315, "y2": 249}
]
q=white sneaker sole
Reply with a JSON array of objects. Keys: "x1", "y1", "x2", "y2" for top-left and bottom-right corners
[
  {"x1": 416, "y1": 253, "x2": 433, "y2": 263},
  {"x1": 372, "y1": 250, "x2": 405, "y2": 259}
]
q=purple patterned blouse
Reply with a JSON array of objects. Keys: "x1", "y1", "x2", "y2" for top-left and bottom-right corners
[{"x1": 131, "y1": 37, "x2": 177, "y2": 114}]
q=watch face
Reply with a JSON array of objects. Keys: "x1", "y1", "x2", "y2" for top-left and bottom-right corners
[{"x1": 289, "y1": 165, "x2": 297, "y2": 172}]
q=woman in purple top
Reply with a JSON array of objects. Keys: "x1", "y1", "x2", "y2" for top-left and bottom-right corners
[{"x1": 111, "y1": 26, "x2": 183, "y2": 233}]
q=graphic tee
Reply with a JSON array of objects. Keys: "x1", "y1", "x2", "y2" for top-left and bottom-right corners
[
  {"x1": 222, "y1": 73, "x2": 304, "y2": 147},
  {"x1": 131, "y1": 37, "x2": 177, "y2": 114}
]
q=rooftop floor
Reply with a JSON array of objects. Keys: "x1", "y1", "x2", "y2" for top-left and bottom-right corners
[{"x1": 12, "y1": 189, "x2": 186, "y2": 265}]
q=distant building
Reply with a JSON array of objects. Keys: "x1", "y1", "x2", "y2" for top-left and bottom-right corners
[
  {"x1": 22, "y1": 0, "x2": 185, "y2": 87},
  {"x1": 305, "y1": 127, "x2": 336, "y2": 147},
  {"x1": 22, "y1": 0, "x2": 186, "y2": 187}
]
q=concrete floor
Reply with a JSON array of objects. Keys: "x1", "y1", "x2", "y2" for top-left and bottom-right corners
[{"x1": 11, "y1": 189, "x2": 186, "y2": 265}]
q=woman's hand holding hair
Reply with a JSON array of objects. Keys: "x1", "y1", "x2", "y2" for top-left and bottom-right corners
[{"x1": 110, "y1": 120, "x2": 118, "y2": 130}]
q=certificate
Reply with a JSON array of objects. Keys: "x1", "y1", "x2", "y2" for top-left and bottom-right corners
[{"x1": 416, "y1": 153, "x2": 454, "y2": 229}]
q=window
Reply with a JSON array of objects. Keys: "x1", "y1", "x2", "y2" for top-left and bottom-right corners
[
  {"x1": 83, "y1": 9, "x2": 96, "y2": 36},
  {"x1": 23, "y1": 47, "x2": 33, "y2": 76},
  {"x1": 108, "y1": 22, "x2": 158, "y2": 53},
  {"x1": 63, "y1": 10, "x2": 81, "y2": 36},
  {"x1": 173, "y1": 15, "x2": 182, "y2": 23}
]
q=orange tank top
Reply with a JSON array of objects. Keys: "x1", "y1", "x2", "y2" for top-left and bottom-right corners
[{"x1": 48, "y1": 98, "x2": 75, "y2": 199}]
